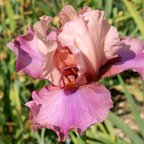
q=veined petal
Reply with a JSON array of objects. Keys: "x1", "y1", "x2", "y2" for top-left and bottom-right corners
[
  {"x1": 78, "y1": 6, "x2": 92, "y2": 15},
  {"x1": 58, "y1": 18, "x2": 98, "y2": 77},
  {"x1": 7, "y1": 28, "x2": 57, "y2": 79},
  {"x1": 25, "y1": 83, "x2": 112, "y2": 141},
  {"x1": 58, "y1": 5, "x2": 77, "y2": 25},
  {"x1": 59, "y1": 8, "x2": 120, "y2": 81},
  {"x1": 33, "y1": 16, "x2": 53, "y2": 40},
  {"x1": 101, "y1": 37, "x2": 144, "y2": 79},
  {"x1": 104, "y1": 26, "x2": 121, "y2": 57},
  {"x1": 82, "y1": 10, "x2": 121, "y2": 61}
]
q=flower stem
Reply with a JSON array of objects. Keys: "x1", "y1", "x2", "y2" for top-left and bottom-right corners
[{"x1": 40, "y1": 128, "x2": 46, "y2": 144}]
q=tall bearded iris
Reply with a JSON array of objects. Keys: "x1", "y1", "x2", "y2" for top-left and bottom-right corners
[{"x1": 8, "y1": 5, "x2": 144, "y2": 141}]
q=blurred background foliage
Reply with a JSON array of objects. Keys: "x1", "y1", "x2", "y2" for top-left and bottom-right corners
[{"x1": 0, "y1": 0, "x2": 144, "y2": 144}]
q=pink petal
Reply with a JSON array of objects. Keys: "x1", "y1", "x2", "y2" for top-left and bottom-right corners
[
  {"x1": 25, "y1": 83, "x2": 112, "y2": 141},
  {"x1": 59, "y1": 8, "x2": 120, "y2": 81},
  {"x1": 59, "y1": 5, "x2": 77, "y2": 25},
  {"x1": 7, "y1": 28, "x2": 57, "y2": 80},
  {"x1": 78, "y1": 6, "x2": 92, "y2": 15},
  {"x1": 104, "y1": 26, "x2": 121, "y2": 57},
  {"x1": 82, "y1": 10, "x2": 121, "y2": 60},
  {"x1": 101, "y1": 37, "x2": 144, "y2": 79},
  {"x1": 33, "y1": 16, "x2": 53, "y2": 40},
  {"x1": 58, "y1": 18, "x2": 99, "y2": 77}
]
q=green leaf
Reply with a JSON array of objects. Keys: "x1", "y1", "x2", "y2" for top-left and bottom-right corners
[
  {"x1": 69, "y1": 131, "x2": 78, "y2": 144},
  {"x1": 40, "y1": 129, "x2": 46, "y2": 144},
  {"x1": 123, "y1": 0, "x2": 144, "y2": 37},
  {"x1": 69, "y1": 131, "x2": 86, "y2": 144},
  {"x1": 5, "y1": 1, "x2": 16, "y2": 31},
  {"x1": 97, "y1": 132, "x2": 131, "y2": 144},
  {"x1": 86, "y1": 125, "x2": 131, "y2": 144},
  {"x1": 108, "y1": 112, "x2": 143, "y2": 144},
  {"x1": 104, "y1": 120, "x2": 115, "y2": 141},
  {"x1": 141, "y1": 80, "x2": 144, "y2": 100},
  {"x1": 105, "y1": 0, "x2": 113, "y2": 18},
  {"x1": 117, "y1": 75, "x2": 144, "y2": 138},
  {"x1": 9, "y1": 80, "x2": 21, "y2": 112},
  {"x1": 77, "y1": 135, "x2": 86, "y2": 144}
]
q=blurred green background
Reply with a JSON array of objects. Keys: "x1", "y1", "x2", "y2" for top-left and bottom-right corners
[{"x1": 0, "y1": 0, "x2": 144, "y2": 144}]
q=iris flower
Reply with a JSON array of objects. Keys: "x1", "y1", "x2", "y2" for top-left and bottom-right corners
[{"x1": 8, "y1": 5, "x2": 144, "y2": 141}]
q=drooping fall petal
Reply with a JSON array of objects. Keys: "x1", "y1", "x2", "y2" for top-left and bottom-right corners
[
  {"x1": 26, "y1": 83, "x2": 112, "y2": 141},
  {"x1": 101, "y1": 37, "x2": 144, "y2": 79}
]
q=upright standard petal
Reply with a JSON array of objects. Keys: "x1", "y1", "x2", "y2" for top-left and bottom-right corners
[
  {"x1": 7, "y1": 28, "x2": 57, "y2": 79},
  {"x1": 59, "y1": 8, "x2": 120, "y2": 81},
  {"x1": 100, "y1": 37, "x2": 144, "y2": 79},
  {"x1": 58, "y1": 5, "x2": 77, "y2": 25},
  {"x1": 33, "y1": 16, "x2": 53, "y2": 40},
  {"x1": 82, "y1": 10, "x2": 121, "y2": 61},
  {"x1": 58, "y1": 18, "x2": 99, "y2": 78},
  {"x1": 26, "y1": 83, "x2": 112, "y2": 141}
]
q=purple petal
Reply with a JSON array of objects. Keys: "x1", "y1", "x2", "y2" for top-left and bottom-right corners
[
  {"x1": 25, "y1": 83, "x2": 112, "y2": 141},
  {"x1": 7, "y1": 28, "x2": 57, "y2": 79},
  {"x1": 100, "y1": 37, "x2": 144, "y2": 79}
]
